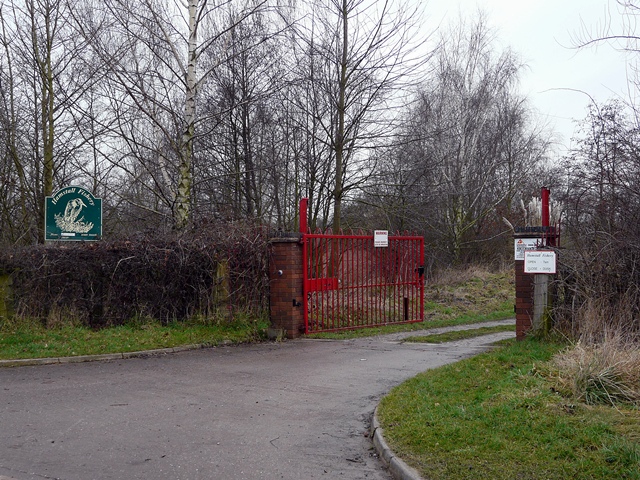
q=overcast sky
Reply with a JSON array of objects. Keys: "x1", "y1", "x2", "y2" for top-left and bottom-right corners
[{"x1": 424, "y1": 0, "x2": 634, "y2": 156}]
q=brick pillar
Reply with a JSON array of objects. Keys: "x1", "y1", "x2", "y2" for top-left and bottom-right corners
[
  {"x1": 269, "y1": 236, "x2": 304, "y2": 338},
  {"x1": 514, "y1": 227, "x2": 559, "y2": 340},
  {"x1": 515, "y1": 259, "x2": 534, "y2": 340}
]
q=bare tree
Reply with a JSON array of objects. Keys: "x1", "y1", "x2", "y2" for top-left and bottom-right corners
[
  {"x1": 556, "y1": 100, "x2": 640, "y2": 340},
  {"x1": 368, "y1": 14, "x2": 551, "y2": 263},
  {"x1": 196, "y1": 4, "x2": 289, "y2": 221},
  {"x1": 294, "y1": 0, "x2": 429, "y2": 232},
  {"x1": 72, "y1": 0, "x2": 273, "y2": 230},
  {"x1": 0, "y1": 6, "x2": 28, "y2": 243},
  {"x1": 0, "y1": 0, "x2": 100, "y2": 242}
]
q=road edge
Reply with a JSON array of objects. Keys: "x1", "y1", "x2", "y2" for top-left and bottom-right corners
[
  {"x1": 371, "y1": 408, "x2": 423, "y2": 480},
  {"x1": 0, "y1": 344, "x2": 208, "y2": 368}
]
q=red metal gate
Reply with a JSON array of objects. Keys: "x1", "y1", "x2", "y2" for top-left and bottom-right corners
[{"x1": 302, "y1": 231, "x2": 425, "y2": 334}]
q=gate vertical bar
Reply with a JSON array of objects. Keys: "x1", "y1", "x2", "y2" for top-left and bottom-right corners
[
  {"x1": 372, "y1": 237, "x2": 376, "y2": 325},
  {"x1": 302, "y1": 234, "x2": 308, "y2": 334},
  {"x1": 301, "y1": 198, "x2": 309, "y2": 334},
  {"x1": 350, "y1": 237, "x2": 355, "y2": 326},
  {"x1": 331, "y1": 237, "x2": 336, "y2": 330},
  {"x1": 419, "y1": 237, "x2": 425, "y2": 321}
]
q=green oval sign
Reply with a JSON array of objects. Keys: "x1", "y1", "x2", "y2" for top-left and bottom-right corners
[{"x1": 45, "y1": 186, "x2": 102, "y2": 241}]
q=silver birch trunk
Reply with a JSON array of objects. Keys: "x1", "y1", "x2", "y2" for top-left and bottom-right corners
[{"x1": 175, "y1": 0, "x2": 198, "y2": 230}]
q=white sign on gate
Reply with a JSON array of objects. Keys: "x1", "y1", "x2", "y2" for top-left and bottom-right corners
[
  {"x1": 374, "y1": 230, "x2": 388, "y2": 248},
  {"x1": 514, "y1": 238, "x2": 542, "y2": 260}
]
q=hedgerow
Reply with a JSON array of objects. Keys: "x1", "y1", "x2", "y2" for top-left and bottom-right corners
[{"x1": 0, "y1": 222, "x2": 270, "y2": 328}]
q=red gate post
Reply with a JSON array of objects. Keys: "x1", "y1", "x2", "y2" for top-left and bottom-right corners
[
  {"x1": 299, "y1": 198, "x2": 308, "y2": 234},
  {"x1": 541, "y1": 187, "x2": 550, "y2": 229}
]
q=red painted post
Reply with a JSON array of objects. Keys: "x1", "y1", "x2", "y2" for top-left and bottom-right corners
[
  {"x1": 299, "y1": 198, "x2": 308, "y2": 234},
  {"x1": 541, "y1": 187, "x2": 550, "y2": 228},
  {"x1": 302, "y1": 229, "x2": 308, "y2": 334},
  {"x1": 300, "y1": 197, "x2": 309, "y2": 333}
]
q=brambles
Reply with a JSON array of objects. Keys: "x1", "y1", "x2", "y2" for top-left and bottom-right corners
[
  {"x1": 554, "y1": 102, "x2": 640, "y2": 345},
  {"x1": 0, "y1": 221, "x2": 269, "y2": 328}
]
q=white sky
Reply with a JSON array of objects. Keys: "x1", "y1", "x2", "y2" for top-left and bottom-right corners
[{"x1": 424, "y1": 0, "x2": 635, "y2": 156}]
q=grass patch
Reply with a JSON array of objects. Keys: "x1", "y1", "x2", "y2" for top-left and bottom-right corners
[
  {"x1": 377, "y1": 339, "x2": 640, "y2": 479},
  {"x1": 403, "y1": 324, "x2": 515, "y2": 344},
  {"x1": 424, "y1": 266, "x2": 514, "y2": 320},
  {"x1": 0, "y1": 316, "x2": 269, "y2": 360}
]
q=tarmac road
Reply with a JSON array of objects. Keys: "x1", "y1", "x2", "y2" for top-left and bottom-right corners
[{"x1": 0, "y1": 321, "x2": 514, "y2": 480}]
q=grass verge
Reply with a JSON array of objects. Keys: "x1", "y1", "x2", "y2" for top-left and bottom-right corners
[
  {"x1": 0, "y1": 317, "x2": 269, "y2": 360},
  {"x1": 377, "y1": 339, "x2": 640, "y2": 480},
  {"x1": 402, "y1": 324, "x2": 515, "y2": 344}
]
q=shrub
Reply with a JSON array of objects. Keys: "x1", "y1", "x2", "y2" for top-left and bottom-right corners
[
  {"x1": 0, "y1": 221, "x2": 270, "y2": 328},
  {"x1": 554, "y1": 101, "x2": 640, "y2": 344}
]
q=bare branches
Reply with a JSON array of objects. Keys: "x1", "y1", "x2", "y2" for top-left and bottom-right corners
[
  {"x1": 292, "y1": 0, "x2": 433, "y2": 231},
  {"x1": 0, "y1": 0, "x2": 554, "y2": 262},
  {"x1": 554, "y1": 100, "x2": 640, "y2": 340},
  {"x1": 353, "y1": 13, "x2": 551, "y2": 264}
]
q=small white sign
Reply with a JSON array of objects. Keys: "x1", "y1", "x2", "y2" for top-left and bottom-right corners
[
  {"x1": 374, "y1": 230, "x2": 388, "y2": 248},
  {"x1": 524, "y1": 250, "x2": 557, "y2": 274},
  {"x1": 514, "y1": 238, "x2": 542, "y2": 260}
]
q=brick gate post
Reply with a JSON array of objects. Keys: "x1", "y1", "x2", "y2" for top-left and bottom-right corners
[
  {"x1": 514, "y1": 226, "x2": 559, "y2": 340},
  {"x1": 269, "y1": 235, "x2": 304, "y2": 339},
  {"x1": 514, "y1": 256, "x2": 534, "y2": 340}
]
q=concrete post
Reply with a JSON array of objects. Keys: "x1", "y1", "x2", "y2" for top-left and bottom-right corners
[{"x1": 532, "y1": 274, "x2": 550, "y2": 334}]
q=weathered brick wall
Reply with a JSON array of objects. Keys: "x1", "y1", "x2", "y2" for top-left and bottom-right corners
[
  {"x1": 269, "y1": 237, "x2": 304, "y2": 338},
  {"x1": 515, "y1": 260, "x2": 534, "y2": 340}
]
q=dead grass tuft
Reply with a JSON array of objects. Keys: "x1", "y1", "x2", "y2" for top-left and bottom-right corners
[
  {"x1": 572, "y1": 296, "x2": 640, "y2": 345},
  {"x1": 430, "y1": 264, "x2": 507, "y2": 286},
  {"x1": 549, "y1": 334, "x2": 640, "y2": 407}
]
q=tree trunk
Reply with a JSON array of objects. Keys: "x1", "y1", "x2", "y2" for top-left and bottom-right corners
[
  {"x1": 175, "y1": 0, "x2": 198, "y2": 230},
  {"x1": 332, "y1": 0, "x2": 348, "y2": 233}
]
